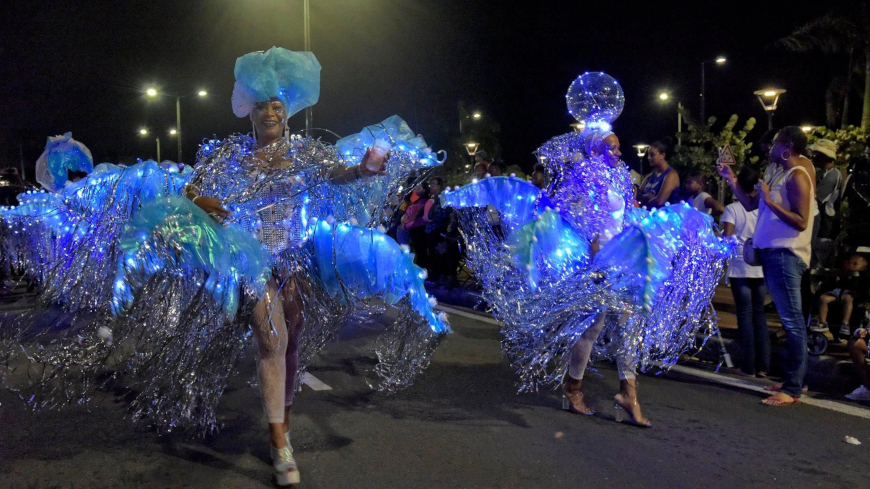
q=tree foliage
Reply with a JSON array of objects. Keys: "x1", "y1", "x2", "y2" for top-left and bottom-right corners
[
  {"x1": 672, "y1": 106, "x2": 758, "y2": 177},
  {"x1": 776, "y1": 1, "x2": 870, "y2": 129}
]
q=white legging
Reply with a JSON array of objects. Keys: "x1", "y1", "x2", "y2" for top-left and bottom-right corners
[
  {"x1": 252, "y1": 278, "x2": 303, "y2": 424},
  {"x1": 567, "y1": 310, "x2": 636, "y2": 381}
]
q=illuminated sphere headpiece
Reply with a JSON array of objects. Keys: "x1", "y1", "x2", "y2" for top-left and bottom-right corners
[{"x1": 566, "y1": 72, "x2": 624, "y2": 126}]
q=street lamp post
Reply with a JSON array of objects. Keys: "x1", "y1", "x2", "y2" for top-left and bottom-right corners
[
  {"x1": 633, "y1": 144, "x2": 649, "y2": 175},
  {"x1": 145, "y1": 88, "x2": 207, "y2": 162},
  {"x1": 754, "y1": 88, "x2": 786, "y2": 130},
  {"x1": 139, "y1": 128, "x2": 161, "y2": 161},
  {"x1": 658, "y1": 92, "x2": 682, "y2": 145},
  {"x1": 700, "y1": 56, "x2": 727, "y2": 123},
  {"x1": 459, "y1": 109, "x2": 483, "y2": 134}
]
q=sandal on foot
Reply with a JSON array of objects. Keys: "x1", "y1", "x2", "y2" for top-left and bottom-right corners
[
  {"x1": 613, "y1": 393, "x2": 651, "y2": 427},
  {"x1": 562, "y1": 391, "x2": 595, "y2": 416},
  {"x1": 761, "y1": 392, "x2": 800, "y2": 407}
]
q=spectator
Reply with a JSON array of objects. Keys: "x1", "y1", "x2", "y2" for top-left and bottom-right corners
[
  {"x1": 845, "y1": 328, "x2": 870, "y2": 401},
  {"x1": 814, "y1": 252, "x2": 869, "y2": 338},
  {"x1": 840, "y1": 150, "x2": 870, "y2": 249},
  {"x1": 685, "y1": 170, "x2": 724, "y2": 216},
  {"x1": 423, "y1": 177, "x2": 458, "y2": 283},
  {"x1": 810, "y1": 139, "x2": 842, "y2": 240},
  {"x1": 488, "y1": 159, "x2": 506, "y2": 177},
  {"x1": 400, "y1": 184, "x2": 431, "y2": 268},
  {"x1": 389, "y1": 192, "x2": 412, "y2": 244},
  {"x1": 719, "y1": 126, "x2": 815, "y2": 407},
  {"x1": 473, "y1": 162, "x2": 488, "y2": 181},
  {"x1": 722, "y1": 166, "x2": 769, "y2": 377},
  {"x1": 638, "y1": 137, "x2": 679, "y2": 208},
  {"x1": 531, "y1": 164, "x2": 548, "y2": 190}
]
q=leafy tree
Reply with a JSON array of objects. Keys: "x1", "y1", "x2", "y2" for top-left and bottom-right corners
[
  {"x1": 776, "y1": 1, "x2": 870, "y2": 129},
  {"x1": 671, "y1": 107, "x2": 757, "y2": 202}
]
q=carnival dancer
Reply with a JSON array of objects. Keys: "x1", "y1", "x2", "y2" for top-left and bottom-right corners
[
  {"x1": 2, "y1": 47, "x2": 448, "y2": 487},
  {"x1": 443, "y1": 72, "x2": 733, "y2": 427}
]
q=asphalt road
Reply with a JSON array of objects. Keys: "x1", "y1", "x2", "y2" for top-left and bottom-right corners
[{"x1": 2, "y1": 304, "x2": 869, "y2": 489}]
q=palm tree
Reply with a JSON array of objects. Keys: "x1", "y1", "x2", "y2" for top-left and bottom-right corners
[{"x1": 776, "y1": 1, "x2": 870, "y2": 129}]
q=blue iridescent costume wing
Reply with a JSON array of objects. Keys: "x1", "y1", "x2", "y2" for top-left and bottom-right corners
[{"x1": 1, "y1": 123, "x2": 448, "y2": 433}]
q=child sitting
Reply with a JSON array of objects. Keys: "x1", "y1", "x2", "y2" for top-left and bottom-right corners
[
  {"x1": 685, "y1": 170, "x2": 724, "y2": 216},
  {"x1": 814, "y1": 252, "x2": 870, "y2": 337}
]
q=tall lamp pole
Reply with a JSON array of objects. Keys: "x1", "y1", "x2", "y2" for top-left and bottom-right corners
[
  {"x1": 700, "y1": 56, "x2": 727, "y2": 123},
  {"x1": 139, "y1": 128, "x2": 161, "y2": 161},
  {"x1": 145, "y1": 88, "x2": 207, "y2": 162},
  {"x1": 658, "y1": 92, "x2": 682, "y2": 145},
  {"x1": 633, "y1": 144, "x2": 649, "y2": 176},
  {"x1": 754, "y1": 88, "x2": 786, "y2": 130}
]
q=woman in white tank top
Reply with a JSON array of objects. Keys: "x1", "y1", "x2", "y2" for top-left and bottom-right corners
[{"x1": 718, "y1": 126, "x2": 813, "y2": 407}]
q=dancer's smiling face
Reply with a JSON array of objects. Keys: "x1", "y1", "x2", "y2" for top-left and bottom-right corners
[
  {"x1": 600, "y1": 134, "x2": 622, "y2": 167},
  {"x1": 251, "y1": 98, "x2": 287, "y2": 144}
]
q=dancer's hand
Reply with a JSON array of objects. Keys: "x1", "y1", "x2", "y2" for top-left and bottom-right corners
[
  {"x1": 193, "y1": 196, "x2": 232, "y2": 222},
  {"x1": 361, "y1": 148, "x2": 389, "y2": 176}
]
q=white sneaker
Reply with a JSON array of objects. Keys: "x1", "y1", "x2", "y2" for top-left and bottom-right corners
[
  {"x1": 839, "y1": 324, "x2": 852, "y2": 336},
  {"x1": 845, "y1": 385, "x2": 870, "y2": 401}
]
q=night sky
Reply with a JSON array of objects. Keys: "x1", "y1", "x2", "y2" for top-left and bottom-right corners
[{"x1": 0, "y1": 1, "x2": 843, "y2": 176}]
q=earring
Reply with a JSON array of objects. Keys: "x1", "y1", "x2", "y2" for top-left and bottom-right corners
[
  {"x1": 782, "y1": 150, "x2": 791, "y2": 160},
  {"x1": 283, "y1": 122, "x2": 290, "y2": 140}
]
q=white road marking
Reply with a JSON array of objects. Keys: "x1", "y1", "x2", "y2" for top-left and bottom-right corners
[
  {"x1": 435, "y1": 304, "x2": 501, "y2": 325},
  {"x1": 438, "y1": 304, "x2": 870, "y2": 419},
  {"x1": 666, "y1": 364, "x2": 870, "y2": 420},
  {"x1": 301, "y1": 372, "x2": 332, "y2": 391}
]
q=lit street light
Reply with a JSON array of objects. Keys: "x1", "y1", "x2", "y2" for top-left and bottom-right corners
[
  {"x1": 754, "y1": 88, "x2": 786, "y2": 130},
  {"x1": 657, "y1": 92, "x2": 683, "y2": 145},
  {"x1": 701, "y1": 55, "x2": 727, "y2": 122},
  {"x1": 465, "y1": 142, "x2": 480, "y2": 156},
  {"x1": 142, "y1": 87, "x2": 208, "y2": 162},
  {"x1": 459, "y1": 108, "x2": 483, "y2": 134},
  {"x1": 634, "y1": 144, "x2": 649, "y2": 175},
  {"x1": 169, "y1": 129, "x2": 178, "y2": 135},
  {"x1": 139, "y1": 128, "x2": 161, "y2": 161}
]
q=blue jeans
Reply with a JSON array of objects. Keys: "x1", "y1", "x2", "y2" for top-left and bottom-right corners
[
  {"x1": 730, "y1": 277, "x2": 770, "y2": 375},
  {"x1": 760, "y1": 248, "x2": 808, "y2": 397}
]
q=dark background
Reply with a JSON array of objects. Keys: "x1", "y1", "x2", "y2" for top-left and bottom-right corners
[{"x1": 0, "y1": 1, "x2": 843, "y2": 176}]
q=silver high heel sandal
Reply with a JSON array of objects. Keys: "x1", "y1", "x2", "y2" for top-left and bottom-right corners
[
  {"x1": 613, "y1": 394, "x2": 651, "y2": 428},
  {"x1": 270, "y1": 433, "x2": 299, "y2": 486}
]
